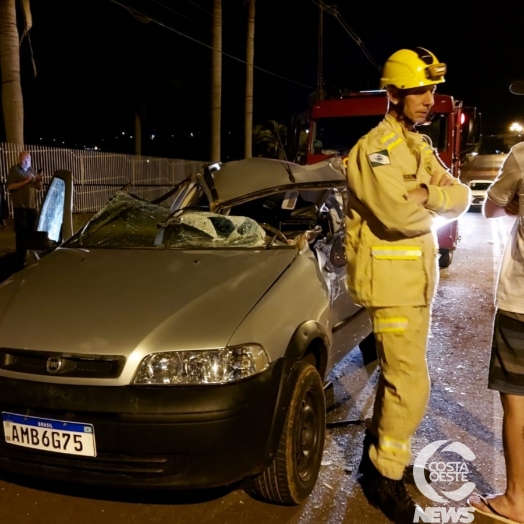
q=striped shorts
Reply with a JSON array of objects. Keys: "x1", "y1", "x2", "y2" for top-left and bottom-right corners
[{"x1": 489, "y1": 309, "x2": 524, "y2": 395}]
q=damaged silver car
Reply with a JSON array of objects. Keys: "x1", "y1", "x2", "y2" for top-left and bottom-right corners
[{"x1": 0, "y1": 158, "x2": 372, "y2": 505}]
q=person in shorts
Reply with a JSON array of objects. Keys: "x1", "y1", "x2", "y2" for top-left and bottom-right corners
[{"x1": 468, "y1": 110, "x2": 524, "y2": 523}]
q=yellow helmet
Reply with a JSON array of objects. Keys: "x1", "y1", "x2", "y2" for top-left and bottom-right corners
[{"x1": 379, "y1": 47, "x2": 446, "y2": 90}]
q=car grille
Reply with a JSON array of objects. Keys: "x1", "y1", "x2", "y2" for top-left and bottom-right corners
[{"x1": 0, "y1": 348, "x2": 126, "y2": 378}]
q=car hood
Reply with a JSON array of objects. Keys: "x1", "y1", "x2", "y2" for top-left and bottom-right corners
[{"x1": 0, "y1": 248, "x2": 296, "y2": 356}]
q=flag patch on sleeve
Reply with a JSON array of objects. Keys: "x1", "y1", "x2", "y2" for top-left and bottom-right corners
[{"x1": 368, "y1": 150, "x2": 391, "y2": 167}]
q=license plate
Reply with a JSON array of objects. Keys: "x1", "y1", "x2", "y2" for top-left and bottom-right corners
[{"x1": 2, "y1": 412, "x2": 96, "y2": 457}]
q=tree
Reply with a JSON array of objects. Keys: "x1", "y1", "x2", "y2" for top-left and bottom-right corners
[
  {"x1": 210, "y1": 0, "x2": 222, "y2": 162},
  {"x1": 0, "y1": 0, "x2": 25, "y2": 143},
  {"x1": 253, "y1": 120, "x2": 288, "y2": 160},
  {"x1": 244, "y1": 0, "x2": 255, "y2": 158}
]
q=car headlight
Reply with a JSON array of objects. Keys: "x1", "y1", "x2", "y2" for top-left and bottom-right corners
[{"x1": 133, "y1": 344, "x2": 270, "y2": 385}]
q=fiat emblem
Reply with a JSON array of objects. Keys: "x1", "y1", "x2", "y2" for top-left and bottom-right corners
[{"x1": 46, "y1": 356, "x2": 63, "y2": 374}]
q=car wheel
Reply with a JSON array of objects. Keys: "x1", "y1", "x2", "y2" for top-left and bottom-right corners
[
  {"x1": 439, "y1": 249, "x2": 453, "y2": 268},
  {"x1": 251, "y1": 361, "x2": 326, "y2": 505}
]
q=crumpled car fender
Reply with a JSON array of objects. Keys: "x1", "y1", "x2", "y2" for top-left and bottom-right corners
[{"x1": 254, "y1": 320, "x2": 330, "y2": 473}]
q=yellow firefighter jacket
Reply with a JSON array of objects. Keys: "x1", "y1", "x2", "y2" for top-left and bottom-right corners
[{"x1": 344, "y1": 113, "x2": 471, "y2": 308}]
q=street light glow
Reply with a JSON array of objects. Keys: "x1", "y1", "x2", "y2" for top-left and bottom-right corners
[{"x1": 510, "y1": 122, "x2": 523, "y2": 132}]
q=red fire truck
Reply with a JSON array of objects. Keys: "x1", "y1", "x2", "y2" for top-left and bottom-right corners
[{"x1": 304, "y1": 91, "x2": 480, "y2": 268}]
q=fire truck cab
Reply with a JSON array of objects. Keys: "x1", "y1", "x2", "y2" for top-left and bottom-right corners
[{"x1": 305, "y1": 91, "x2": 479, "y2": 268}]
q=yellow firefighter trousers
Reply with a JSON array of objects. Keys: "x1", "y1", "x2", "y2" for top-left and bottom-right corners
[{"x1": 366, "y1": 304, "x2": 432, "y2": 480}]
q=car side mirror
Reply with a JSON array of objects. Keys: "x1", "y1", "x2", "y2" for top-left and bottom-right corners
[
  {"x1": 26, "y1": 231, "x2": 59, "y2": 252},
  {"x1": 330, "y1": 235, "x2": 346, "y2": 267}
]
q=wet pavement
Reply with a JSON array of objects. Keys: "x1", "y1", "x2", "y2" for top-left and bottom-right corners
[{"x1": 0, "y1": 209, "x2": 516, "y2": 524}]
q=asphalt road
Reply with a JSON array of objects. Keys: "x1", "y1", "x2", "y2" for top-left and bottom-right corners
[{"x1": 0, "y1": 209, "x2": 515, "y2": 524}]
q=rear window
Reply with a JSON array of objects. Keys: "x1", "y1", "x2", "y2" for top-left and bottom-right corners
[{"x1": 469, "y1": 182, "x2": 491, "y2": 191}]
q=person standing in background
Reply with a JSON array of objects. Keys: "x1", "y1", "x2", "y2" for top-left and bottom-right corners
[{"x1": 7, "y1": 151, "x2": 43, "y2": 269}]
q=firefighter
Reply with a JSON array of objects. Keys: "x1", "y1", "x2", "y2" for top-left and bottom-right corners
[{"x1": 344, "y1": 48, "x2": 471, "y2": 523}]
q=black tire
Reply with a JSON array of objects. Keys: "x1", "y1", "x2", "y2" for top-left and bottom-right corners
[
  {"x1": 251, "y1": 362, "x2": 326, "y2": 505},
  {"x1": 439, "y1": 248, "x2": 453, "y2": 268}
]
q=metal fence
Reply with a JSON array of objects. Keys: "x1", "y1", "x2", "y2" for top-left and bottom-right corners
[{"x1": 0, "y1": 143, "x2": 206, "y2": 214}]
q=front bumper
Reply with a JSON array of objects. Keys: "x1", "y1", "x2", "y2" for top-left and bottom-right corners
[{"x1": 0, "y1": 359, "x2": 285, "y2": 489}]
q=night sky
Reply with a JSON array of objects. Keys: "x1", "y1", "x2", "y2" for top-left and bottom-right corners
[{"x1": 3, "y1": 0, "x2": 524, "y2": 161}]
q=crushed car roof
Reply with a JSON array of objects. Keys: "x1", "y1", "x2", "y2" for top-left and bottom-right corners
[{"x1": 199, "y1": 157, "x2": 346, "y2": 208}]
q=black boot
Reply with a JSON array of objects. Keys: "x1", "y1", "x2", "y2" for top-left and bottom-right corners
[
  {"x1": 358, "y1": 431, "x2": 431, "y2": 486},
  {"x1": 404, "y1": 463, "x2": 432, "y2": 486},
  {"x1": 360, "y1": 462, "x2": 429, "y2": 524}
]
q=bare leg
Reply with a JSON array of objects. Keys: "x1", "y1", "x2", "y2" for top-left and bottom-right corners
[{"x1": 469, "y1": 393, "x2": 524, "y2": 522}]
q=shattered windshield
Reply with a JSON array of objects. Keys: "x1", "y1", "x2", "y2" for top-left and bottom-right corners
[
  {"x1": 159, "y1": 211, "x2": 265, "y2": 248},
  {"x1": 66, "y1": 191, "x2": 266, "y2": 249}
]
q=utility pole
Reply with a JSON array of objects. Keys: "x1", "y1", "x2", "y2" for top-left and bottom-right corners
[
  {"x1": 244, "y1": 0, "x2": 255, "y2": 158},
  {"x1": 317, "y1": 1, "x2": 323, "y2": 101},
  {"x1": 210, "y1": 0, "x2": 222, "y2": 162}
]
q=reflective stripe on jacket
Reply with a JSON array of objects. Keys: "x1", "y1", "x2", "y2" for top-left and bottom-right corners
[{"x1": 344, "y1": 114, "x2": 470, "y2": 307}]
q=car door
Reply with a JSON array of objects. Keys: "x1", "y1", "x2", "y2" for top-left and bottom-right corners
[
  {"x1": 33, "y1": 170, "x2": 73, "y2": 249},
  {"x1": 314, "y1": 191, "x2": 365, "y2": 369}
]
